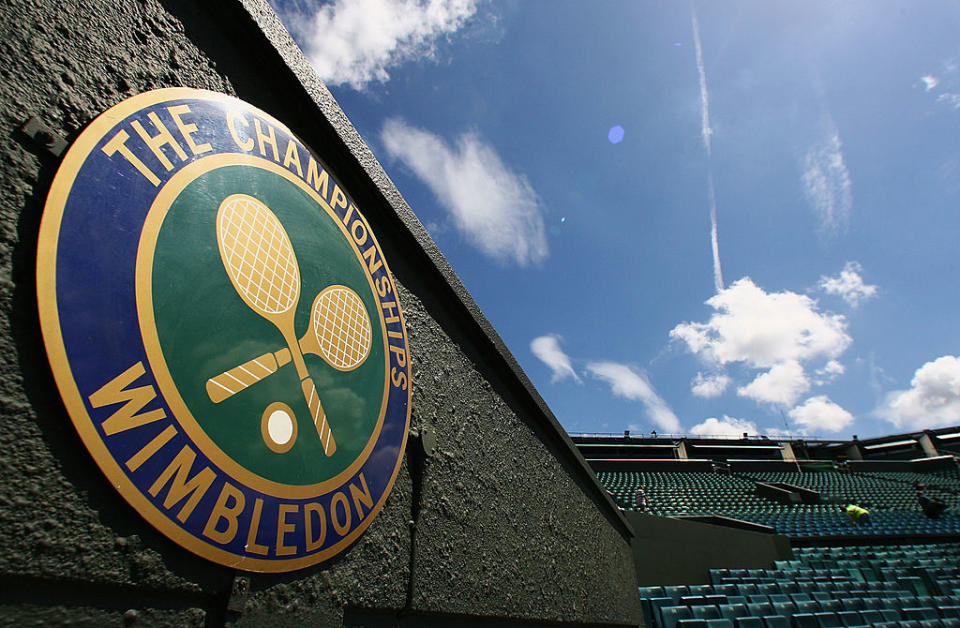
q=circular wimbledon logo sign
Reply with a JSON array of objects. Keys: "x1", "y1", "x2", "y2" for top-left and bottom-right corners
[{"x1": 37, "y1": 88, "x2": 411, "y2": 571}]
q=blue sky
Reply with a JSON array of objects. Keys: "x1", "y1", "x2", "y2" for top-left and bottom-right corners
[{"x1": 270, "y1": 0, "x2": 960, "y2": 439}]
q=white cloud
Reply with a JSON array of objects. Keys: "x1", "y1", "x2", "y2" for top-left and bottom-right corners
[
  {"x1": 737, "y1": 360, "x2": 810, "y2": 407},
  {"x1": 690, "y1": 415, "x2": 758, "y2": 438},
  {"x1": 296, "y1": 0, "x2": 477, "y2": 90},
  {"x1": 586, "y1": 362, "x2": 681, "y2": 432},
  {"x1": 801, "y1": 129, "x2": 853, "y2": 237},
  {"x1": 922, "y1": 75, "x2": 939, "y2": 91},
  {"x1": 670, "y1": 277, "x2": 851, "y2": 369},
  {"x1": 381, "y1": 119, "x2": 548, "y2": 266},
  {"x1": 691, "y1": 372, "x2": 730, "y2": 398},
  {"x1": 788, "y1": 396, "x2": 854, "y2": 435},
  {"x1": 530, "y1": 335, "x2": 580, "y2": 383},
  {"x1": 819, "y1": 261, "x2": 877, "y2": 307},
  {"x1": 877, "y1": 355, "x2": 960, "y2": 430},
  {"x1": 814, "y1": 359, "x2": 845, "y2": 385}
]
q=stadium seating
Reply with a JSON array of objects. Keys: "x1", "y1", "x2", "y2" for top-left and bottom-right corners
[
  {"x1": 639, "y1": 543, "x2": 960, "y2": 627},
  {"x1": 597, "y1": 467, "x2": 960, "y2": 538}
]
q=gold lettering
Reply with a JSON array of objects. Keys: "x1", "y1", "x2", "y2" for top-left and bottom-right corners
[
  {"x1": 254, "y1": 118, "x2": 279, "y2": 162},
  {"x1": 375, "y1": 275, "x2": 392, "y2": 298},
  {"x1": 147, "y1": 445, "x2": 216, "y2": 522},
  {"x1": 389, "y1": 344, "x2": 408, "y2": 368},
  {"x1": 167, "y1": 105, "x2": 212, "y2": 155},
  {"x1": 88, "y1": 362, "x2": 166, "y2": 435},
  {"x1": 350, "y1": 220, "x2": 368, "y2": 246},
  {"x1": 276, "y1": 504, "x2": 298, "y2": 556},
  {"x1": 131, "y1": 112, "x2": 188, "y2": 171},
  {"x1": 364, "y1": 246, "x2": 384, "y2": 276},
  {"x1": 349, "y1": 473, "x2": 373, "y2": 522},
  {"x1": 126, "y1": 424, "x2": 177, "y2": 471},
  {"x1": 306, "y1": 158, "x2": 330, "y2": 199},
  {"x1": 203, "y1": 482, "x2": 246, "y2": 544},
  {"x1": 304, "y1": 502, "x2": 326, "y2": 551},
  {"x1": 101, "y1": 130, "x2": 160, "y2": 186},
  {"x1": 391, "y1": 367, "x2": 408, "y2": 391},
  {"x1": 381, "y1": 301, "x2": 400, "y2": 326},
  {"x1": 244, "y1": 498, "x2": 269, "y2": 555},
  {"x1": 282, "y1": 139, "x2": 304, "y2": 177},
  {"x1": 330, "y1": 491, "x2": 351, "y2": 536},
  {"x1": 227, "y1": 111, "x2": 254, "y2": 151},
  {"x1": 331, "y1": 185, "x2": 348, "y2": 212}
]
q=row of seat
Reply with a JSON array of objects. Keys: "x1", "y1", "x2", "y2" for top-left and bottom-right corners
[
  {"x1": 639, "y1": 542, "x2": 960, "y2": 627},
  {"x1": 653, "y1": 599, "x2": 960, "y2": 628}
]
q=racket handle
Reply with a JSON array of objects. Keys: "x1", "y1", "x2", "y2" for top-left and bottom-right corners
[
  {"x1": 205, "y1": 351, "x2": 281, "y2": 403},
  {"x1": 302, "y1": 378, "x2": 336, "y2": 456}
]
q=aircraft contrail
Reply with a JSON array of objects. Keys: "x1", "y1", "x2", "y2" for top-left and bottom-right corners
[{"x1": 692, "y1": 7, "x2": 724, "y2": 293}]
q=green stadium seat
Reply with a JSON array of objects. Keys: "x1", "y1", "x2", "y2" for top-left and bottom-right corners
[
  {"x1": 791, "y1": 613, "x2": 817, "y2": 628},
  {"x1": 666, "y1": 585, "x2": 691, "y2": 599},
  {"x1": 771, "y1": 601, "x2": 794, "y2": 618},
  {"x1": 733, "y1": 618, "x2": 763, "y2": 628},
  {"x1": 860, "y1": 610, "x2": 883, "y2": 624},
  {"x1": 879, "y1": 608, "x2": 902, "y2": 622},
  {"x1": 705, "y1": 620, "x2": 734, "y2": 628},
  {"x1": 692, "y1": 605, "x2": 722, "y2": 620},
  {"x1": 835, "y1": 610, "x2": 860, "y2": 627},
  {"x1": 812, "y1": 612, "x2": 842, "y2": 627},
  {"x1": 839, "y1": 598, "x2": 861, "y2": 612},
  {"x1": 746, "y1": 602, "x2": 773, "y2": 618},
  {"x1": 677, "y1": 621, "x2": 708, "y2": 627},
  {"x1": 762, "y1": 616, "x2": 789, "y2": 628},
  {"x1": 661, "y1": 605, "x2": 693, "y2": 628},
  {"x1": 718, "y1": 603, "x2": 748, "y2": 621}
]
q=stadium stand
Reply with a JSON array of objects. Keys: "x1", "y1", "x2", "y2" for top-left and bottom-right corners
[{"x1": 574, "y1": 427, "x2": 960, "y2": 627}]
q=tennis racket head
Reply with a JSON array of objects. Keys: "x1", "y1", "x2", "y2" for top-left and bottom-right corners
[
  {"x1": 216, "y1": 194, "x2": 300, "y2": 317},
  {"x1": 311, "y1": 285, "x2": 373, "y2": 371}
]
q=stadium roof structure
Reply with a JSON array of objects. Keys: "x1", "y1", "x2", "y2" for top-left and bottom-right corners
[{"x1": 570, "y1": 426, "x2": 960, "y2": 471}]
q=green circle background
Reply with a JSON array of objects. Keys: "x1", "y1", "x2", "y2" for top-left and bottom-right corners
[{"x1": 151, "y1": 165, "x2": 385, "y2": 485}]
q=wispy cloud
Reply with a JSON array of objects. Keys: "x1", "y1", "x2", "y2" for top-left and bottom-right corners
[
  {"x1": 530, "y1": 335, "x2": 580, "y2": 383},
  {"x1": 381, "y1": 119, "x2": 548, "y2": 266},
  {"x1": 587, "y1": 362, "x2": 681, "y2": 432},
  {"x1": 937, "y1": 93, "x2": 960, "y2": 109},
  {"x1": 691, "y1": 9, "x2": 713, "y2": 158},
  {"x1": 788, "y1": 396, "x2": 854, "y2": 435},
  {"x1": 801, "y1": 127, "x2": 853, "y2": 238},
  {"x1": 877, "y1": 355, "x2": 960, "y2": 430},
  {"x1": 293, "y1": 0, "x2": 478, "y2": 90},
  {"x1": 690, "y1": 415, "x2": 758, "y2": 438},
  {"x1": 922, "y1": 75, "x2": 939, "y2": 91},
  {"x1": 691, "y1": 8, "x2": 724, "y2": 293},
  {"x1": 819, "y1": 261, "x2": 877, "y2": 307}
]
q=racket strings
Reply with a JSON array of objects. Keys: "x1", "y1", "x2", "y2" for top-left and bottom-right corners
[
  {"x1": 219, "y1": 197, "x2": 299, "y2": 315},
  {"x1": 314, "y1": 287, "x2": 372, "y2": 370}
]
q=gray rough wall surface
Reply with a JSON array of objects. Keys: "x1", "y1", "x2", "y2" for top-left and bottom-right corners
[
  {"x1": 627, "y1": 513, "x2": 792, "y2": 587},
  {"x1": 0, "y1": 0, "x2": 640, "y2": 626}
]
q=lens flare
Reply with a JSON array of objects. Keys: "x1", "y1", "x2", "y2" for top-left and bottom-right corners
[{"x1": 608, "y1": 125, "x2": 625, "y2": 144}]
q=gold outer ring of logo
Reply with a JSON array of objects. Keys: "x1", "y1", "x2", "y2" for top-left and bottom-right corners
[{"x1": 36, "y1": 88, "x2": 412, "y2": 572}]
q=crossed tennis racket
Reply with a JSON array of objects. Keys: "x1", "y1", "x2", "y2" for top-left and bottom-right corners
[{"x1": 207, "y1": 194, "x2": 373, "y2": 457}]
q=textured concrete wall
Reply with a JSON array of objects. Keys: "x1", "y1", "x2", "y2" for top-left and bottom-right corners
[
  {"x1": 0, "y1": 0, "x2": 640, "y2": 626},
  {"x1": 627, "y1": 513, "x2": 792, "y2": 587}
]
